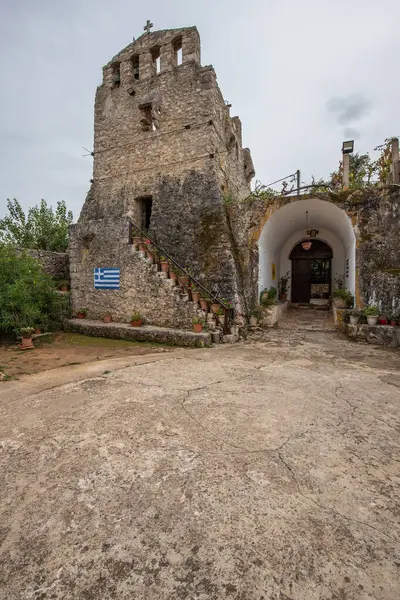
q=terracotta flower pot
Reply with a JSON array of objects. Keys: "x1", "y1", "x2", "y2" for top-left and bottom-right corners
[
  {"x1": 77, "y1": 313, "x2": 86, "y2": 319},
  {"x1": 103, "y1": 315, "x2": 112, "y2": 323},
  {"x1": 130, "y1": 320, "x2": 143, "y2": 327},
  {"x1": 179, "y1": 275, "x2": 190, "y2": 287},
  {"x1": 211, "y1": 303, "x2": 219, "y2": 314},
  {"x1": 199, "y1": 298, "x2": 208, "y2": 310},
  {"x1": 20, "y1": 337, "x2": 34, "y2": 350},
  {"x1": 160, "y1": 261, "x2": 169, "y2": 273},
  {"x1": 192, "y1": 291, "x2": 200, "y2": 303},
  {"x1": 193, "y1": 323, "x2": 203, "y2": 333},
  {"x1": 169, "y1": 270, "x2": 177, "y2": 280}
]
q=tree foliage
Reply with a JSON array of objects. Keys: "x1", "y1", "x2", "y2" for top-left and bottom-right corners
[
  {"x1": 0, "y1": 199, "x2": 73, "y2": 252},
  {"x1": 0, "y1": 245, "x2": 61, "y2": 334}
]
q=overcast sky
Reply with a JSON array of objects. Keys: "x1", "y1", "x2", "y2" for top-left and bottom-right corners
[{"x1": 0, "y1": 0, "x2": 399, "y2": 219}]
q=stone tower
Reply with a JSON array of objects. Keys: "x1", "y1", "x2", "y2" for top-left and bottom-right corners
[{"x1": 71, "y1": 25, "x2": 255, "y2": 320}]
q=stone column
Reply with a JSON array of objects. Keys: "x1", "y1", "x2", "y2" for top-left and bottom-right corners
[
  {"x1": 103, "y1": 66, "x2": 115, "y2": 89},
  {"x1": 120, "y1": 60, "x2": 133, "y2": 86},
  {"x1": 182, "y1": 30, "x2": 201, "y2": 65},
  {"x1": 139, "y1": 51, "x2": 155, "y2": 80},
  {"x1": 160, "y1": 43, "x2": 174, "y2": 72}
]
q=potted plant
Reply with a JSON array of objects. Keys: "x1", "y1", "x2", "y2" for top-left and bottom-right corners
[
  {"x1": 210, "y1": 302, "x2": 220, "y2": 314},
  {"x1": 261, "y1": 287, "x2": 278, "y2": 308},
  {"x1": 363, "y1": 305, "x2": 379, "y2": 326},
  {"x1": 279, "y1": 272, "x2": 290, "y2": 301},
  {"x1": 199, "y1": 296, "x2": 209, "y2": 311},
  {"x1": 349, "y1": 309, "x2": 361, "y2": 326},
  {"x1": 103, "y1": 311, "x2": 112, "y2": 323},
  {"x1": 389, "y1": 314, "x2": 398, "y2": 327},
  {"x1": 332, "y1": 289, "x2": 354, "y2": 309},
  {"x1": 59, "y1": 280, "x2": 69, "y2": 292},
  {"x1": 19, "y1": 327, "x2": 35, "y2": 350},
  {"x1": 215, "y1": 307, "x2": 225, "y2": 325},
  {"x1": 193, "y1": 316, "x2": 205, "y2": 333},
  {"x1": 130, "y1": 312, "x2": 143, "y2": 327},
  {"x1": 378, "y1": 314, "x2": 388, "y2": 325},
  {"x1": 178, "y1": 273, "x2": 190, "y2": 287},
  {"x1": 221, "y1": 298, "x2": 234, "y2": 310},
  {"x1": 169, "y1": 268, "x2": 178, "y2": 280},
  {"x1": 191, "y1": 288, "x2": 201, "y2": 303},
  {"x1": 77, "y1": 307, "x2": 88, "y2": 319},
  {"x1": 160, "y1": 256, "x2": 169, "y2": 273}
]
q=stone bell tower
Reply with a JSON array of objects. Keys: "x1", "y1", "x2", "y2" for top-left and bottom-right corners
[{"x1": 74, "y1": 22, "x2": 255, "y2": 303}]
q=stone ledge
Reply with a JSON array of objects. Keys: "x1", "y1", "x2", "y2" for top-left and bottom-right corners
[
  {"x1": 344, "y1": 323, "x2": 400, "y2": 347},
  {"x1": 64, "y1": 319, "x2": 211, "y2": 348}
]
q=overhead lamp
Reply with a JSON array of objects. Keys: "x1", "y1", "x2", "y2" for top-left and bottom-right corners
[{"x1": 342, "y1": 140, "x2": 354, "y2": 154}]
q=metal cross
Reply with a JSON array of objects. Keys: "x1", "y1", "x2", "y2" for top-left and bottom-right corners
[{"x1": 144, "y1": 20, "x2": 153, "y2": 34}]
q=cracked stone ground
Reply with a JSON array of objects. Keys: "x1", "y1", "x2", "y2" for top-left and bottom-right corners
[{"x1": 1, "y1": 323, "x2": 400, "y2": 599}]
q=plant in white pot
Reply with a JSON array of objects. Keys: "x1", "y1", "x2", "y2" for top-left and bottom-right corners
[
  {"x1": 363, "y1": 305, "x2": 379, "y2": 325},
  {"x1": 349, "y1": 308, "x2": 361, "y2": 325}
]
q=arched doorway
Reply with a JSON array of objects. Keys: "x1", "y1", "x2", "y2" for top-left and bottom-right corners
[
  {"x1": 290, "y1": 240, "x2": 332, "y2": 303},
  {"x1": 257, "y1": 197, "x2": 356, "y2": 302}
]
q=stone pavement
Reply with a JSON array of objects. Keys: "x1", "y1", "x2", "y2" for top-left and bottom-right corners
[
  {"x1": 1, "y1": 326, "x2": 400, "y2": 599},
  {"x1": 279, "y1": 305, "x2": 335, "y2": 332}
]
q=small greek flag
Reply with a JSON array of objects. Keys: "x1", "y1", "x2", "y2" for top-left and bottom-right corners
[{"x1": 94, "y1": 268, "x2": 120, "y2": 290}]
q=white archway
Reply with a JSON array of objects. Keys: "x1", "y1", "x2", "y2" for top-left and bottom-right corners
[{"x1": 258, "y1": 198, "x2": 356, "y2": 301}]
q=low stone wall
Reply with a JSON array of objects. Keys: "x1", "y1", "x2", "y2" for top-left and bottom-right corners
[
  {"x1": 64, "y1": 319, "x2": 211, "y2": 348},
  {"x1": 344, "y1": 323, "x2": 400, "y2": 347},
  {"x1": 259, "y1": 301, "x2": 290, "y2": 328},
  {"x1": 21, "y1": 248, "x2": 69, "y2": 281}
]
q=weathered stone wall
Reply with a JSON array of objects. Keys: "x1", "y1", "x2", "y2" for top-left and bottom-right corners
[
  {"x1": 69, "y1": 218, "x2": 204, "y2": 328},
  {"x1": 77, "y1": 26, "x2": 253, "y2": 315},
  {"x1": 20, "y1": 249, "x2": 69, "y2": 281}
]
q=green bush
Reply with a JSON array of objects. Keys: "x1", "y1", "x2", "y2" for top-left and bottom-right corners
[
  {"x1": 363, "y1": 305, "x2": 379, "y2": 316},
  {"x1": 0, "y1": 245, "x2": 60, "y2": 335},
  {"x1": 332, "y1": 288, "x2": 354, "y2": 306}
]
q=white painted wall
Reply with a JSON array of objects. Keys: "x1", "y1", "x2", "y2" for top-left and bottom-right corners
[{"x1": 257, "y1": 198, "x2": 356, "y2": 300}]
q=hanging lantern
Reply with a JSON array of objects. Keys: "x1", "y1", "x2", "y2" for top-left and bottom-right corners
[{"x1": 302, "y1": 240, "x2": 312, "y2": 251}]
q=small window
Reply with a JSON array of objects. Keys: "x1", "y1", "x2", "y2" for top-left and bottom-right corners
[
  {"x1": 131, "y1": 54, "x2": 139, "y2": 81},
  {"x1": 151, "y1": 46, "x2": 161, "y2": 74},
  {"x1": 111, "y1": 62, "x2": 120, "y2": 88},
  {"x1": 139, "y1": 103, "x2": 159, "y2": 132},
  {"x1": 173, "y1": 37, "x2": 183, "y2": 66},
  {"x1": 136, "y1": 196, "x2": 153, "y2": 231}
]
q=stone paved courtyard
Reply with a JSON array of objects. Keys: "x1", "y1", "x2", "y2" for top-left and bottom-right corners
[{"x1": 1, "y1": 315, "x2": 400, "y2": 599}]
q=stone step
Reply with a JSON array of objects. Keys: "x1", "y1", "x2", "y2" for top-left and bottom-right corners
[{"x1": 64, "y1": 319, "x2": 212, "y2": 348}]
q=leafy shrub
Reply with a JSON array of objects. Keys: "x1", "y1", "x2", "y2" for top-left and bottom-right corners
[
  {"x1": 0, "y1": 245, "x2": 60, "y2": 335},
  {"x1": 363, "y1": 305, "x2": 379, "y2": 316},
  {"x1": 332, "y1": 288, "x2": 354, "y2": 306}
]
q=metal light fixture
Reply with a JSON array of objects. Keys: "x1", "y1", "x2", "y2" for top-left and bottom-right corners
[
  {"x1": 301, "y1": 211, "x2": 312, "y2": 251},
  {"x1": 342, "y1": 140, "x2": 354, "y2": 154}
]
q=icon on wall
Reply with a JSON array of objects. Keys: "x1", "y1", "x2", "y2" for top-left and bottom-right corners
[
  {"x1": 94, "y1": 268, "x2": 120, "y2": 289},
  {"x1": 271, "y1": 263, "x2": 276, "y2": 281}
]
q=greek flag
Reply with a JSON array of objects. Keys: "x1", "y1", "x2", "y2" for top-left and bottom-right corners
[{"x1": 94, "y1": 268, "x2": 120, "y2": 290}]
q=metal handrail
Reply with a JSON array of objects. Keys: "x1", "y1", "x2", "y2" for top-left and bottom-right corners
[{"x1": 128, "y1": 220, "x2": 234, "y2": 333}]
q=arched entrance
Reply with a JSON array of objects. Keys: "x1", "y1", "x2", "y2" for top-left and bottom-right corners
[
  {"x1": 258, "y1": 198, "x2": 356, "y2": 303},
  {"x1": 290, "y1": 240, "x2": 332, "y2": 303}
]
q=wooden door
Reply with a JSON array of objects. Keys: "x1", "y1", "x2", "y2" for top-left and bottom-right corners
[{"x1": 292, "y1": 259, "x2": 310, "y2": 303}]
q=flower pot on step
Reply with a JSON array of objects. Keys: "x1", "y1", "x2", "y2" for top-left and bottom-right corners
[
  {"x1": 378, "y1": 318, "x2": 387, "y2": 325},
  {"x1": 160, "y1": 261, "x2": 169, "y2": 273},
  {"x1": 130, "y1": 320, "x2": 143, "y2": 327},
  {"x1": 20, "y1": 337, "x2": 34, "y2": 350},
  {"x1": 179, "y1": 275, "x2": 190, "y2": 287},
  {"x1": 77, "y1": 312, "x2": 86, "y2": 319},
  {"x1": 367, "y1": 316, "x2": 378, "y2": 326},
  {"x1": 169, "y1": 270, "x2": 177, "y2": 280},
  {"x1": 199, "y1": 298, "x2": 208, "y2": 310},
  {"x1": 210, "y1": 303, "x2": 219, "y2": 314},
  {"x1": 103, "y1": 315, "x2": 112, "y2": 323},
  {"x1": 192, "y1": 291, "x2": 200, "y2": 303},
  {"x1": 349, "y1": 316, "x2": 359, "y2": 325},
  {"x1": 193, "y1": 323, "x2": 203, "y2": 333},
  {"x1": 390, "y1": 320, "x2": 397, "y2": 326}
]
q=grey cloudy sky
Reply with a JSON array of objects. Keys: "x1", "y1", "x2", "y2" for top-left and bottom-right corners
[{"x1": 0, "y1": 0, "x2": 399, "y2": 219}]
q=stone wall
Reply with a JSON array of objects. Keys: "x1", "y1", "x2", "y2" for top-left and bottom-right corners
[
  {"x1": 76, "y1": 26, "x2": 254, "y2": 315},
  {"x1": 20, "y1": 248, "x2": 69, "y2": 282},
  {"x1": 69, "y1": 218, "x2": 204, "y2": 328}
]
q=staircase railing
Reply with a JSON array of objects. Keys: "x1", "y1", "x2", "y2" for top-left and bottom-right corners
[{"x1": 128, "y1": 221, "x2": 234, "y2": 334}]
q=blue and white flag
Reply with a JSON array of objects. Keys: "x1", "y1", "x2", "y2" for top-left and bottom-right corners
[{"x1": 94, "y1": 268, "x2": 120, "y2": 290}]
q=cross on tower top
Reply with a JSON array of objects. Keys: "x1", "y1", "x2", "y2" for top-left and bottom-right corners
[{"x1": 144, "y1": 20, "x2": 153, "y2": 34}]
